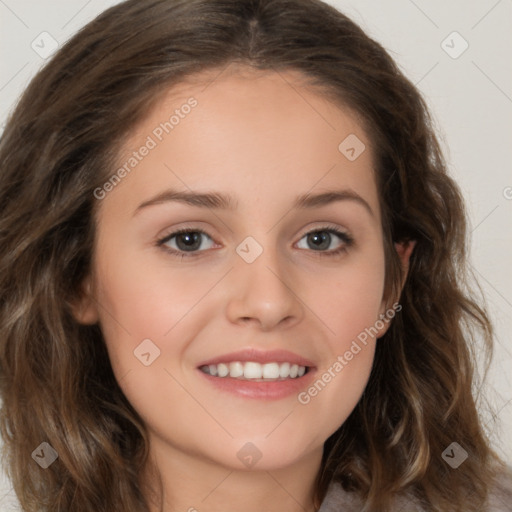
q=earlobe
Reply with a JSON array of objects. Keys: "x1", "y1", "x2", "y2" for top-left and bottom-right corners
[{"x1": 70, "y1": 276, "x2": 100, "y2": 325}]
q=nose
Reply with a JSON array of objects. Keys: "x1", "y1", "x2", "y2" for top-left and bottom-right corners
[{"x1": 225, "y1": 241, "x2": 304, "y2": 331}]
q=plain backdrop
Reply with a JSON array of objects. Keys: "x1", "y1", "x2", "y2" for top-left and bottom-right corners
[{"x1": 1, "y1": 0, "x2": 511, "y2": 508}]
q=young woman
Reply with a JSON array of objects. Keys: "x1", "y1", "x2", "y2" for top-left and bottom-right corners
[{"x1": 0, "y1": 1, "x2": 510, "y2": 511}]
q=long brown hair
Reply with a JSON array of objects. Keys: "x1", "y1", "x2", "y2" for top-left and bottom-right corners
[{"x1": 0, "y1": 0, "x2": 506, "y2": 510}]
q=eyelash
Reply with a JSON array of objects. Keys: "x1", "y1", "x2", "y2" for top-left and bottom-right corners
[{"x1": 156, "y1": 224, "x2": 354, "y2": 260}]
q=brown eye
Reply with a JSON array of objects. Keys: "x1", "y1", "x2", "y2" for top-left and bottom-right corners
[{"x1": 158, "y1": 229, "x2": 215, "y2": 257}]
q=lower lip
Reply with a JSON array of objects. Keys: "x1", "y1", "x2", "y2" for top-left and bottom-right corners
[{"x1": 197, "y1": 368, "x2": 317, "y2": 400}]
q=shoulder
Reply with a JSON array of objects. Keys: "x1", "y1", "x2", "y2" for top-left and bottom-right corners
[
  {"x1": 488, "y1": 465, "x2": 512, "y2": 512},
  {"x1": 319, "y1": 467, "x2": 512, "y2": 512},
  {"x1": 318, "y1": 482, "x2": 425, "y2": 511},
  {"x1": 317, "y1": 482, "x2": 363, "y2": 512}
]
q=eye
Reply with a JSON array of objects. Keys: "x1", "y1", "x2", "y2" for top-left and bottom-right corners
[
  {"x1": 157, "y1": 228, "x2": 215, "y2": 258},
  {"x1": 296, "y1": 225, "x2": 353, "y2": 257}
]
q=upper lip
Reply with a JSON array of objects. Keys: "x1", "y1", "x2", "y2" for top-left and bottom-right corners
[{"x1": 197, "y1": 348, "x2": 315, "y2": 368}]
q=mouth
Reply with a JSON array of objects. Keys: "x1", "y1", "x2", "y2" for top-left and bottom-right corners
[{"x1": 196, "y1": 349, "x2": 316, "y2": 400}]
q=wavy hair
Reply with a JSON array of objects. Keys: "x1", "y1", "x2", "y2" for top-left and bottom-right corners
[{"x1": 0, "y1": 0, "x2": 505, "y2": 510}]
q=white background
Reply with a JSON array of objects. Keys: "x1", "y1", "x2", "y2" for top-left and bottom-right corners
[{"x1": 1, "y1": 0, "x2": 511, "y2": 508}]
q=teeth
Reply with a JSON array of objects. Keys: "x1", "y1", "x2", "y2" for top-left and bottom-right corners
[
  {"x1": 200, "y1": 361, "x2": 308, "y2": 380},
  {"x1": 229, "y1": 361, "x2": 244, "y2": 378},
  {"x1": 262, "y1": 362, "x2": 280, "y2": 379},
  {"x1": 244, "y1": 362, "x2": 262, "y2": 379},
  {"x1": 279, "y1": 362, "x2": 290, "y2": 378},
  {"x1": 217, "y1": 363, "x2": 229, "y2": 377}
]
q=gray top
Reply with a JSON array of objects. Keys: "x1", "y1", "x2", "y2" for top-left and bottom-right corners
[{"x1": 319, "y1": 469, "x2": 512, "y2": 511}]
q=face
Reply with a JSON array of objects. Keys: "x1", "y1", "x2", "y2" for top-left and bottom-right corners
[{"x1": 79, "y1": 64, "x2": 395, "y2": 472}]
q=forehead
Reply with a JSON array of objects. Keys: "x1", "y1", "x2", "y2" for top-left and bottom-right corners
[{"x1": 106, "y1": 64, "x2": 380, "y2": 220}]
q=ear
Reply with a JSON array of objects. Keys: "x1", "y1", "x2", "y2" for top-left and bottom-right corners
[
  {"x1": 70, "y1": 275, "x2": 100, "y2": 325},
  {"x1": 394, "y1": 239, "x2": 416, "y2": 287},
  {"x1": 375, "y1": 239, "x2": 416, "y2": 338}
]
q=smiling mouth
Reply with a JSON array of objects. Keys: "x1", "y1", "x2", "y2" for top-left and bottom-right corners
[{"x1": 199, "y1": 361, "x2": 310, "y2": 381}]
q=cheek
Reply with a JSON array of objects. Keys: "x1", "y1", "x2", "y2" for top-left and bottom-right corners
[
  {"x1": 311, "y1": 246, "x2": 386, "y2": 348},
  {"x1": 92, "y1": 253, "x2": 212, "y2": 439},
  {"x1": 92, "y1": 244, "x2": 206, "y2": 383},
  {"x1": 95, "y1": 242, "x2": 215, "y2": 340},
  {"x1": 296, "y1": 249, "x2": 385, "y2": 432}
]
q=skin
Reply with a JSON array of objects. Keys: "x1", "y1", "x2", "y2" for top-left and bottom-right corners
[{"x1": 74, "y1": 64, "x2": 414, "y2": 512}]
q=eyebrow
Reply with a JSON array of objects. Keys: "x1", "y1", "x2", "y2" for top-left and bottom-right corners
[{"x1": 134, "y1": 188, "x2": 374, "y2": 217}]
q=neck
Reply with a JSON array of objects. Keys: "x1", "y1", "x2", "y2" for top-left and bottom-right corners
[{"x1": 142, "y1": 435, "x2": 323, "y2": 512}]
